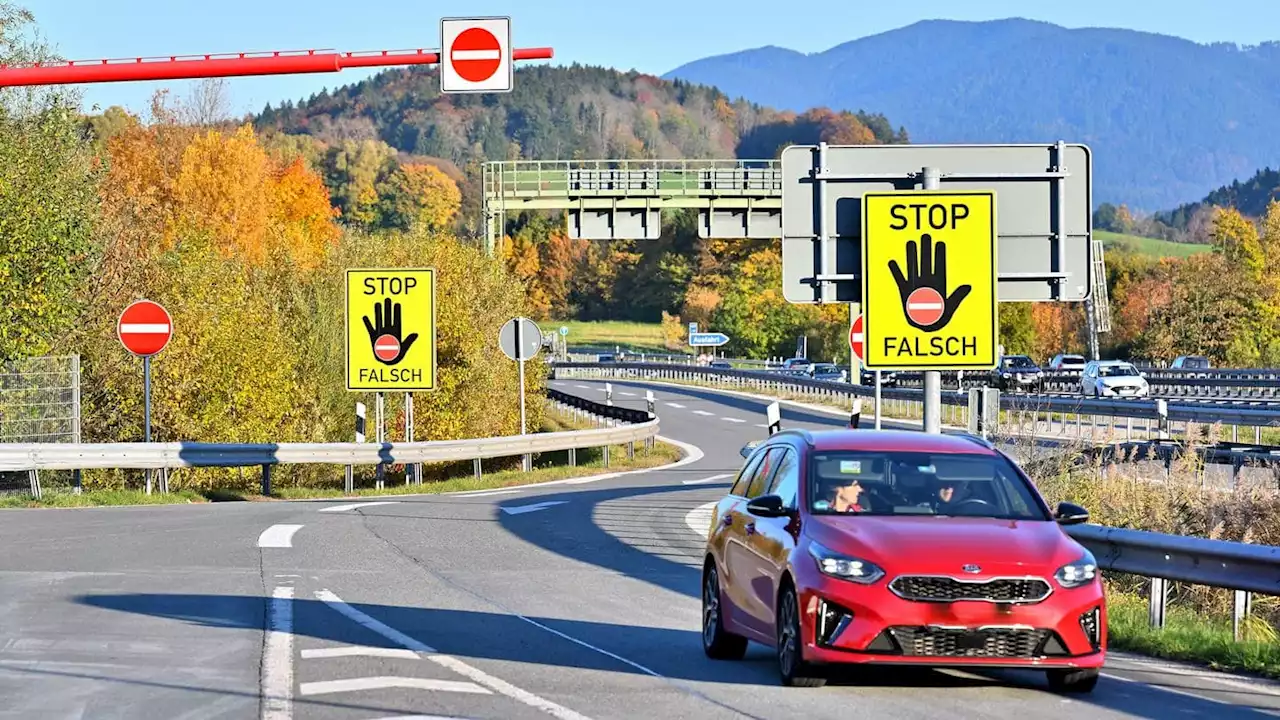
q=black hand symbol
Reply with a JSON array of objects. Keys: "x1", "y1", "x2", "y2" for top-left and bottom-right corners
[
  {"x1": 887, "y1": 233, "x2": 971, "y2": 332},
  {"x1": 362, "y1": 297, "x2": 418, "y2": 365}
]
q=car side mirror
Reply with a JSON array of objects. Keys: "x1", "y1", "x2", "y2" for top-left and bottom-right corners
[
  {"x1": 1054, "y1": 502, "x2": 1089, "y2": 525},
  {"x1": 746, "y1": 494, "x2": 791, "y2": 518},
  {"x1": 739, "y1": 440, "x2": 761, "y2": 459}
]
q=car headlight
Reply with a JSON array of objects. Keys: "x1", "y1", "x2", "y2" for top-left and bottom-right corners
[
  {"x1": 1055, "y1": 550, "x2": 1099, "y2": 588},
  {"x1": 808, "y1": 541, "x2": 885, "y2": 584}
]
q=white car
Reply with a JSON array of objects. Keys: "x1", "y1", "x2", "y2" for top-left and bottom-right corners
[{"x1": 1080, "y1": 360, "x2": 1149, "y2": 398}]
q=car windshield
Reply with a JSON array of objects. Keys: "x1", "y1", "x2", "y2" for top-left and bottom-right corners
[
  {"x1": 1059, "y1": 355, "x2": 1084, "y2": 365},
  {"x1": 1002, "y1": 356, "x2": 1035, "y2": 368},
  {"x1": 1100, "y1": 364, "x2": 1139, "y2": 377},
  {"x1": 807, "y1": 450, "x2": 1048, "y2": 520},
  {"x1": 813, "y1": 364, "x2": 838, "y2": 374}
]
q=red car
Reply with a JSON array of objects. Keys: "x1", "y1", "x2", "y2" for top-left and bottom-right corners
[{"x1": 700, "y1": 428, "x2": 1105, "y2": 692}]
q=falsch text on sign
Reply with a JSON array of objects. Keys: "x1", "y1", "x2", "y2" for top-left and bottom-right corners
[
  {"x1": 359, "y1": 275, "x2": 423, "y2": 385},
  {"x1": 885, "y1": 201, "x2": 979, "y2": 359}
]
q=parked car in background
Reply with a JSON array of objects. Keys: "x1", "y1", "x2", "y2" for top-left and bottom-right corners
[
  {"x1": 860, "y1": 368, "x2": 899, "y2": 387},
  {"x1": 991, "y1": 355, "x2": 1043, "y2": 392},
  {"x1": 1048, "y1": 354, "x2": 1087, "y2": 373},
  {"x1": 1080, "y1": 360, "x2": 1149, "y2": 398},
  {"x1": 701, "y1": 428, "x2": 1105, "y2": 692},
  {"x1": 1170, "y1": 355, "x2": 1210, "y2": 370},
  {"x1": 779, "y1": 358, "x2": 812, "y2": 377}
]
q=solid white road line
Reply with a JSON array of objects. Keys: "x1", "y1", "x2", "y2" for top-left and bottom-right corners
[
  {"x1": 300, "y1": 677, "x2": 490, "y2": 696},
  {"x1": 450, "y1": 489, "x2": 522, "y2": 498},
  {"x1": 501, "y1": 501, "x2": 568, "y2": 515},
  {"x1": 720, "y1": 417, "x2": 745, "y2": 423},
  {"x1": 369, "y1": 716, "x2": 478, "y2": 720},
  {"x1": 317, "y1": 501, "x2": 400, "y2": 513},
  {"x1": 301, "y1": 646, "x2": 419, "y2": 660},
  {"x1": 257, "y1": 524, "x2": 303, "y2": 548},
  {"x1": 664, "y1": 402, "x2": 685, "y2": 408},
  {"x1": 260, "y1": 586, "x2": 294, "y2": 720},
  {"x1": 681, "y1": 473, "x2": 733, "y2": 486},
  {"x1": 315, "y1": 590, "x2": 594, "y2": 720}
]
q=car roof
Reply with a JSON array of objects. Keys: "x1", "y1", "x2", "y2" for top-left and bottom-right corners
[
  {"x1": 1095, "y1": 359, "x2": 1135, "y2": 366},
  {"x1": 773, "y1": 429, "x2": 998, "y2": 455}
]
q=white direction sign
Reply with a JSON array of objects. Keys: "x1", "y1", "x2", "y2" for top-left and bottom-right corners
[{"x1": 440, "y1": 17, "x2": 513, "y2": 93}]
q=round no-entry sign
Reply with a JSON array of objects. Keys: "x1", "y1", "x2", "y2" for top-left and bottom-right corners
[
  {"x1": 118, "y1": 299, "x2": 173, "y2": 357},
  {"x1": 906, "y1": 287, "x2": 945, "y2": 327},
  {"x1": 451, "y1": 27, "x2": 502, "y2": 82},
  {"x1": 849, "y1": 314, "x2": 864, "y2": 361}
]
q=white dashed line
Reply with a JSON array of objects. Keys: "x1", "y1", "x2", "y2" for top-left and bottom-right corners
[
  {"x1": 257, "y1": 524, "x2": 303, "y2": 548},
  {"x1": 575, "y1": 384, "x2": 591, "y2": 389},
  {"x1": 664, "y1": 402, "x2": 685, "y2": 409},
  {"x1": 300, "y1": 677, "x2": 491, "y2": 696},
  {"x1": 721, "y1": 417, "x2": 745, "y2": 423},
  {"x1": 618, "y1": 391, "x2": 636, "y2": 396},
  {"x1": 315, "y1": 590, "x2": 593, "y2": 720},
  {"x1": 260, "y1": 586, "x2": 294, "y2": 720},
  {"x1": 682, "y1": 473, "x2": 733, "y2": 485},
  {"x1": 301, "y1": 646, "x2": 419, "y2": 660},
  {"x1": 317, "y1": 501, "x2": 400, "y2": 513},
  {"x1": 754, "y1": 423, "x2": 769, "y2": 428},
  {"x1": 692, "y1": 410, "x2": 714, "y2": 416}
]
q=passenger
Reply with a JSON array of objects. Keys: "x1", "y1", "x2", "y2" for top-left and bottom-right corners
[{"x1": 826, "y1": 476, "x2": 867, "y2": 513}]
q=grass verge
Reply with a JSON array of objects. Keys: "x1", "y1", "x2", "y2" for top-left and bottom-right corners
[
  {"x1": 1107, "y1": 588, "x2": 1280, "y2": 678},
  {"x1": 0, "y1": 416, "x2": 681, "y2": 508},
  {"x1": 1098, "y1": 230, "x2": 1211, "y2": 259},
  {"x1": 548, "y1": 320, "x2": 669, "y2": 354}
]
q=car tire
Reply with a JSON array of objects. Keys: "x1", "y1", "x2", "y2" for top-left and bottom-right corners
[
  {"x1": 1046, "y1": 668, "x2": 1099, "y2": 693},
  {"x1": 702, "y1": 563, "x2": 748, "y2": 660},
  {"x1": 776, "y1": 584, "x2": 825, "y2": 688}
]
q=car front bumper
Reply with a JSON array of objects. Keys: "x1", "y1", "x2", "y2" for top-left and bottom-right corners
[
  {"x1": 1097, "y1": 384, "x2": 1149, "y2": 398},
  {"x1": 795, "y1": 568, "x2": 1106, "y2": 670}
]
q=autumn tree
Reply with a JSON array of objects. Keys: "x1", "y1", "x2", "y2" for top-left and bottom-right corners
[{"x1": 377, "y1": 162, "x2": 462, "y2": 231}]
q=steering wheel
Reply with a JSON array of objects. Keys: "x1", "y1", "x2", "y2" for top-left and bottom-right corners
[{"x1": 949, "y1": 498, "x2": 992, "y2": 512}]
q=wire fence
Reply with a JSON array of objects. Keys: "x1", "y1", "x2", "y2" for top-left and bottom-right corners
[{"x1": 0, "y1": 355, "x2": 80, "y2": 495}]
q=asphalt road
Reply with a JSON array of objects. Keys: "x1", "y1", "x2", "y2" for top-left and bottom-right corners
[{"x1": 1, "y1": 377, "x2": 1279, "y2": 719}]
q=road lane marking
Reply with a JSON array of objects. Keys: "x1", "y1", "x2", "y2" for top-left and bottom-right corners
[
  {"x1": 721, "y1": 417, "x2": 745, "y2": 423},
  {"x1": 257, "y1": 524, "x2": 303, "y2": 548},
  {"x1": 755, "y1": 423, "x2": 769, "y2": 428},
  {"x1": 692, "y1": 410, "x2": 714, "y2": 416},
  {"x1": 685, "y1": 501, "x2": 717, "y2": 537},
  {"x1": 301, "y1": 646, "x2": 419, "y2": 659},
  {"x1": 315, "y1": 590, "x2": 593, "y2": 720},
  {"x1": 575, "y1": 384, "x2": 591, "y2": 389},
  {"x1": 317, "y1": 501, "x2": 400, "y2": 513},
  {"x1": 618, "y1": 391, "x2": 636, "y2": 396},
  {"x1": 682, "y1": 474, "x2": 733, "y2": 485},
  {"x1": 300, "y1": 677, "x2": 491, "y2": 696},
  {"x1": 451, "y1": 489, "x2": 521, "y2": 498},
  {"x1": 501, "y1": 501, "x2": 568, "y2": 515},
  {"x1": 260, "y1": 586, "x2": 293, "y2": 720},
  {"x1": 664, "y1": 402, "x2": 685, "y2": 408}
]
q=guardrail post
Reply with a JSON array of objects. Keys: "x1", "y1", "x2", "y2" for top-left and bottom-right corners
[
  {"x1": 28, "y1": 469, "x2": 40, "y2": 500},
  {"x1": 646, "y1": 390, "x2": 655, "y2": 417},
  {"x1": 627, "y1": 441, "x2": 635, "y2": 460},
  {"x1": 1156, "y1": 399, "x2": 1169, "y2": 440},
  {"x1": 261, "y1": 463, "x2": 272, "y2": 496},
  {"x1": 375, "y1": 392, "x2": 385, "y2": 490},
  {"x1": 569, "y1": 447, "x2": 576, "y2": 467},
  {"x1": 603, "y1": 443, "x2": 610, "y2": 468},
  {"x1": 474, "y1": 457, "x2": 482, "y2": 481},
  {"x1": 1148, "y1": 577, "x2": 1168, "y2": 629},
  {"x1": 1233, "y1": 590, "x2": 1253, "y2": 641},
  {"x1": 605, "y1": 383, "x2": 613, "y2": 406}
]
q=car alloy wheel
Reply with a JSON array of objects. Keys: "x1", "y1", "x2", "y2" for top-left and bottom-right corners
[
  {"x1": 702, "y1": 564, "x2": 747, "y2": 660},
  {"x1": 776, "y1": 586, "x2": 825, "y2": 687}
]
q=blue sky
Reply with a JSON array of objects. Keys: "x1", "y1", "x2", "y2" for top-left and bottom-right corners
[{"x1": 23, "y1": 1, "x2": 1280, "y2": 117}]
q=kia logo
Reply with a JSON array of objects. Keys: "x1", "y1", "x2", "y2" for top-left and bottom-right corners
[{"x1": 962, "y1": 564, "x2": 981, "y2": 574}]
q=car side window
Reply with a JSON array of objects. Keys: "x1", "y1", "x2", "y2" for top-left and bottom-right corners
[
  {"x1": 745, "y1": 449, "x2": 779, "y2": 499},
  {"x1": 767, "y1": 449, "x2": 800, "y2": 509},
  {"x1": 729, "y1": 451, "x2": 765, "y2": 497}
]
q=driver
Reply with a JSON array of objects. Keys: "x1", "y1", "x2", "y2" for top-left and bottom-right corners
[{"x1": 824, "y1": 476, "x2": 867, "y2": 513}]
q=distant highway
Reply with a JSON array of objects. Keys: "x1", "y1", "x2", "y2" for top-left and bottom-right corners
[{"x1": 0, "y1": 380, "x2": 1277, "y2": 718}]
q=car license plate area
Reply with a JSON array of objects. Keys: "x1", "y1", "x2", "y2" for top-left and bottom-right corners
[{"x1": 953, "y1": 631, "x2": 990, "y2": 651}]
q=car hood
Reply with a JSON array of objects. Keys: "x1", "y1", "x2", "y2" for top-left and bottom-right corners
[
  {"x1": 805, "y1": 515, "x2": 1082, "y2": 575},
  {"x1": 1099, "y1": 375, "x2": 1144, "y2": 385}
]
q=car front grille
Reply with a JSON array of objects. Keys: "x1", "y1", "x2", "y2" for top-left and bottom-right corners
[
  {"x1": 889, "y1": 576, "x2": 1052, "y2": 604},
  {"x1": 888, "y1": 626, "x2": 1050, "y2": 658}
]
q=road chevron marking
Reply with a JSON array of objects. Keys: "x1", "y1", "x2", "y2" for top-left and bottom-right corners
[
  {"x1": 315, "y1": 590, "x2": 593, "y2": 720},
  {"x1": 257, "y1": 524, "x2": 303, "y2": 548},
  {"x1": 300, "y1": 677, "x2": 490, "y2": 696}
]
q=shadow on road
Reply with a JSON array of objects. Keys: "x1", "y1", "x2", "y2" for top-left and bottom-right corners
[{"x1": 69, "y1": 591, "x2": 1280, "y2": 718}]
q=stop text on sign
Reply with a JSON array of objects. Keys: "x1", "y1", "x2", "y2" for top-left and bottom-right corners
[
  {"x1": 861, "y1": 191, "x2": 998, "y2": 371},
  {"x1": 346, "y1": 268, "x2": 437, "y2": 391}
]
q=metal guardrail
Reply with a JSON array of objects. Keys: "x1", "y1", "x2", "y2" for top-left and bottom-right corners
[{"x1": 4, "y1": 389, "x2": 659, "y2": 499}]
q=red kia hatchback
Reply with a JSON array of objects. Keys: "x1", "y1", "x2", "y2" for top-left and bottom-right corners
[{"x1": 700, "y1": 428, "x2": 1105, "y2": 692}]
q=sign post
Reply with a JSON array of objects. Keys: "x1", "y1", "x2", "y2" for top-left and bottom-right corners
[
  {"x1": 499, "y1": 316, "x2": 542, "y2": 427},
  {"x1": 440, "y1": 17, "x2": 513, "y2": 94},
  {"x1": 118, "y1": 299, "x2": 173, "y2": 493},
  {"x1": 861, "y1": 182, "x2": 998, "y2": 433}
]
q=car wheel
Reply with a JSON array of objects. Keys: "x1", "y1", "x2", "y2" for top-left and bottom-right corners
[
  {"x1": 1047, "y1": 668, "x2": 1098, "y2": 693},
  {"x1": 702, "y1": 563, "x2": 748, "y2": 660},
  {"x1": 776, "y1": 584, "x2": 825, "y2": 687}
]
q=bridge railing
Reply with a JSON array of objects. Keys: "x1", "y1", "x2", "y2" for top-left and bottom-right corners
[{"x1": 484, "y1": 159, "x2": 782, "y2": 199}]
